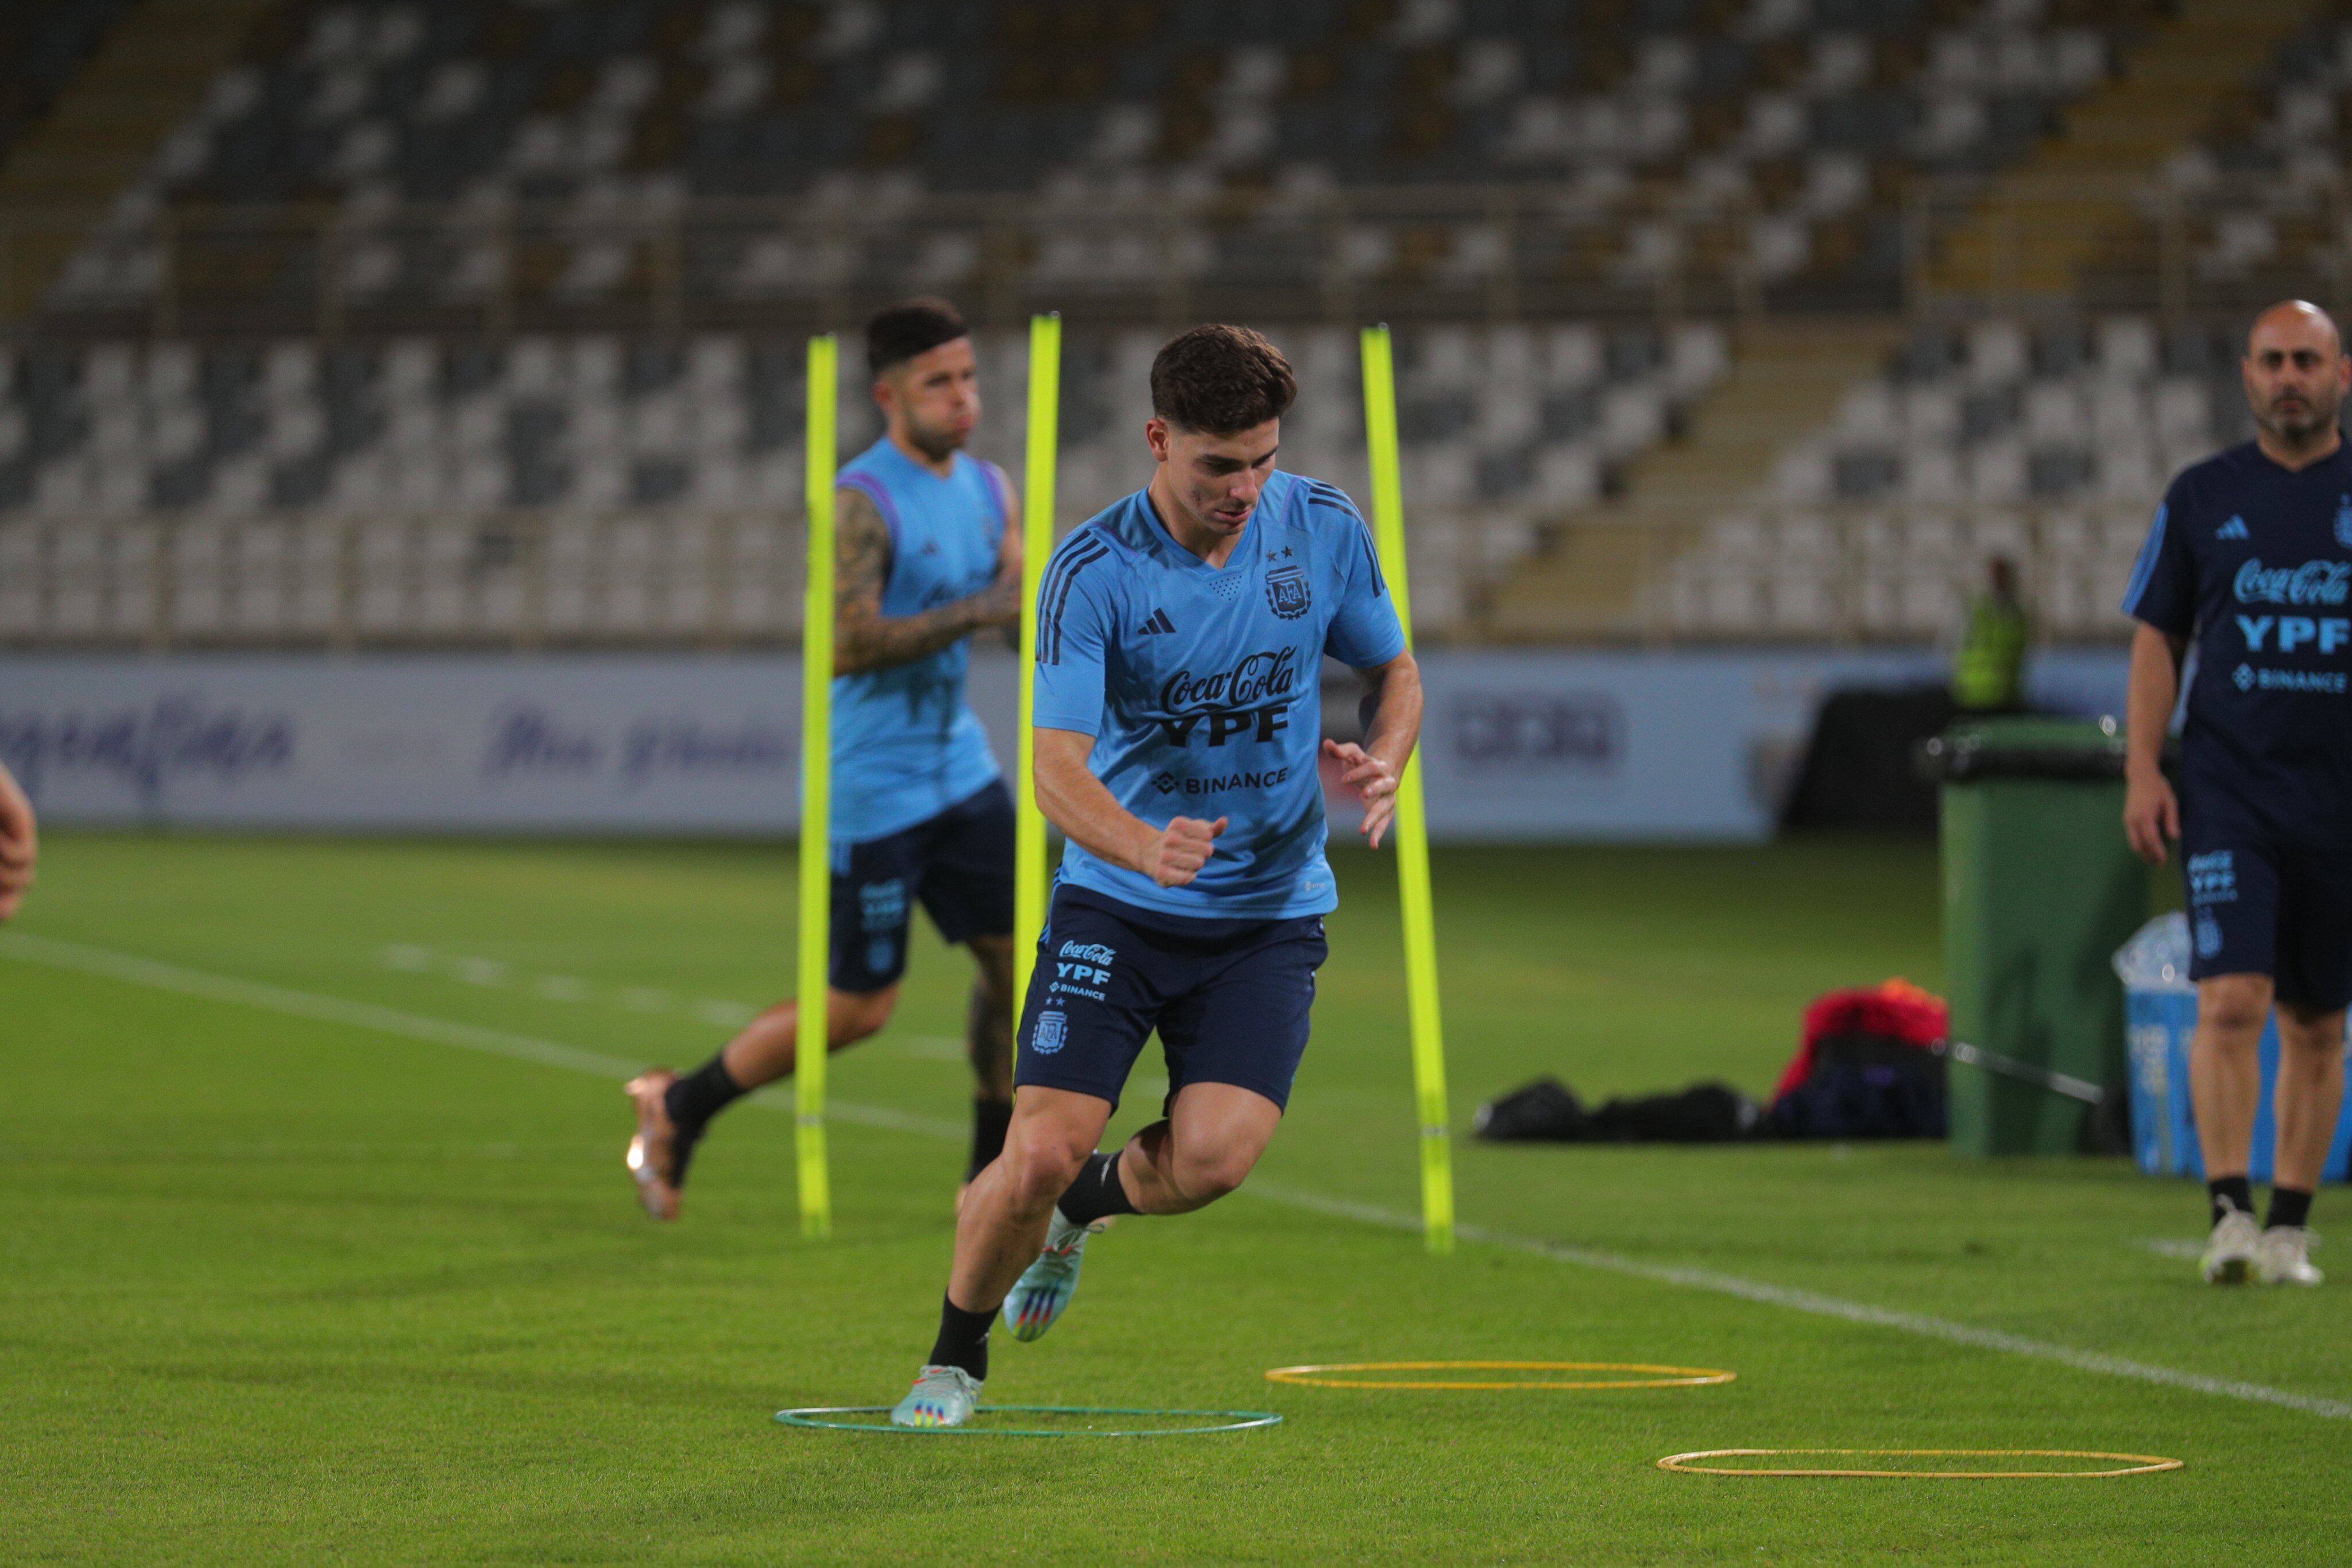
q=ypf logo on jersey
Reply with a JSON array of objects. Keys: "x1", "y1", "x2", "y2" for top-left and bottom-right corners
[
  {"x1": 1266, "y1": 564, "x2": 1311, "y2": 620},
  {"x1": 1154, "y1": 648, "x2": 1301, "y2": 748}
]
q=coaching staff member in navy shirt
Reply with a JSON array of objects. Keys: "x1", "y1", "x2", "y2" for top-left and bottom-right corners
[{"x1": 2123, "y1": 301, "x2": 2352, "y2": 1288}]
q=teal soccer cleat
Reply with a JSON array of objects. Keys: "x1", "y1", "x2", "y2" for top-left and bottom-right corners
[
  {"x1": 890, "y1": 1365, "x2": 983, "y2": 1428},
  {"x1": 1003, "y1": 1209, "x2": 1107, "y2": 1343}
]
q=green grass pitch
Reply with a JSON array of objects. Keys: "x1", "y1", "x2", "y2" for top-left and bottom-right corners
[{"x1": 4, "y1": 832, "x2": 2347, "y2": 1564}]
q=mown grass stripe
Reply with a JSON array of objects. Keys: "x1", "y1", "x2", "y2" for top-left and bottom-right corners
[{"x1": 10, "y1": 927, "x2": 2347, "y2": 1424}]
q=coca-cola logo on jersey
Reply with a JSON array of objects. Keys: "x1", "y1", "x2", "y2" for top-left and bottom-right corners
[
  {"x1": 1159, "y1": 648, "x2": 1300, "y2": 712},
  {"x1": 2234, "y1": 559, "x2": 2352, "y2": 606},
  {"x1": 1151, "y1": 648, "x2": 1301, "y2": 748}
]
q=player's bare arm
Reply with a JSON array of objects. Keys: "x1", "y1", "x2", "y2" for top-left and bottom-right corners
[
  {"x1": 2122, "y1": 622, "x2": 2184, "y2": 867},
  {"x1": 1322, "y1": 649, "x2": 1423, "y2": 850},
  {"x1": 0, "y1": 759, "x2": 37, "y2": 922},
  {"x1": 1032, "y1": 725, "x2": 1225, "y2": 888},
  {"x1": 832, "y1": 485, "x2": 1020, "y2": 675}
]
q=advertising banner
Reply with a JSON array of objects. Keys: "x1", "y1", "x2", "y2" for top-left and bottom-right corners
[{"x1": 1, "y1": 648, "x2": 2123, "y2": 840}]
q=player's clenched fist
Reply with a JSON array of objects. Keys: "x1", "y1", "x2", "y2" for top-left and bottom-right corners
[{"x1": 1144, "y1": 815, "x2": 1227, "y2": 888}]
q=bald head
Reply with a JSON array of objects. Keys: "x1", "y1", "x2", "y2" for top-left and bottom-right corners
[
  {"x1": 2250, "y1": 300, "x2": 2342, "y2": 357},
  {"x1": 2243, "y1": 299, "x2": 2350, "y2": 458}
]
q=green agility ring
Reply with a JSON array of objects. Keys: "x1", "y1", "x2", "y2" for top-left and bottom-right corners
[{"x1": 775, "y1": 1405, "x2": 1283, "y2": 1438}]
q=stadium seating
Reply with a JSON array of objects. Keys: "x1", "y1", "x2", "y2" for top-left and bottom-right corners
[
  {"x1": 2077, "y1": 4, "x2": 2352, "y2": 312},
  {"x1": 1653, "y1": 313, "x2": 2253, "y2": 640},
  {"x1": 0, "y1": 318, "x2": 1725, "y2": 642},
  {"x1": 0, "y1": 0, "x2": 2311, "y2": 649},
  {"x1": 36, "y1": 0, "x2": 2164, "y2": 324}
]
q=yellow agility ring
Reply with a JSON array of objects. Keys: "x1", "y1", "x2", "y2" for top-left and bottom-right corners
[
  {"x1": 1658, "y1": 1449, "x2": 2184, "y2": 1479},
  {"x1": 1265, "y1": 1361, "x2": 1736, "y2": 1391}
]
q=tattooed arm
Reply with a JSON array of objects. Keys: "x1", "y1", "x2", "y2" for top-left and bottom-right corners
[{"x1": 833, "y1": 484, "x2": 1021, "y2": 676}]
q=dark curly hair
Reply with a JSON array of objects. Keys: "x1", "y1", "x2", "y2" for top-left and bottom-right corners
[
  {"x1": 1150, "y1": 324, "x2": 1297, "y2": 435},
  {"x1": 865, "y1": 297, "x2": 968, "y2": 377}
]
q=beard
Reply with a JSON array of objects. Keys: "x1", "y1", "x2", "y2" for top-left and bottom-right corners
[
  {"x1": 902, "y1": 414, "x2": 968, "y2": 463},
  {"x1": 2256, "y1": 385, "x2": 2342, "y2": 441}
]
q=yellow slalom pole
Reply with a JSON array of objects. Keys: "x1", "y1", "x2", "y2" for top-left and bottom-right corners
[
  {"x1": 1013, "y1": 313, "x2": 1061, "y2": 1014},
  {"x1": 1359, "y1": 324, "x2": 1454, "y2": 1256},
  {"x1": 795, "y1": 333, "x2": 837, "y2": 1240}
]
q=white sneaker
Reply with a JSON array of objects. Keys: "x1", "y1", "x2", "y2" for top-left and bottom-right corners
[
  {"x1": 2203, "y1": 1206, "x2": 2261, "y2": 1285},
  {"x1": 1001, "y1": 1207, "x2": 1108, "y2": 1343},
  {"x1": 2257, "y1": 1226, "x2": 2323, "y2": 1287},
  {"x1": 890, "y1": 1365, "x2": 982, "y2": 1428}
]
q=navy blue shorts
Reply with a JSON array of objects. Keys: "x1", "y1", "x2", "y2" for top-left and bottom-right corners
[
  {"x1": 829, "y1": 780, "x2": 1015, "y2": 994},
  {"x1": 1013, "y1": 885, "x2": 1329, "y2": 1113},
  {"x1": 2183, "y1": 828, "x2": 2352, "y2": 1012}
]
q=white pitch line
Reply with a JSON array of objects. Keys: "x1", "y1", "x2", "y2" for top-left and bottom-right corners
[
  {"x1": 372, "y1": 942, "x2": 961, "y2": 1064},
  {"x1": 0, "y1": 931, "x2": 961, "y2": 1143},
  {"x1": 8, "y1": 928, "x2": 2348, "y2": 1423},
  {"x1": 1248, "y1": 1182, "x2": 2352, "y2": 1423}
]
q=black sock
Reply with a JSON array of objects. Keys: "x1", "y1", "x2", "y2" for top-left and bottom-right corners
[
  {"x1": 2268, "y1": 1186, "x2": 2314, "y2": 1231},
  {"x1": 928, "y1": 1295, "x2": 994, "y2": 1380},
  {"x1": 2208, "y1": 1175, "x2": 2254, "y2": 1226},
  {"x1": 1055, "y1": 1149, "x2": 1139, "y2": 1227},
  {"x1": 664, "y1": 1053, "x2": 747, "y2": 1135},
  {"x1": 966, "y1": 1098, "x2": 1012, "y2": 1180}
]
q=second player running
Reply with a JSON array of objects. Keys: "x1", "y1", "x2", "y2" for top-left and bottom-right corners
[{"x1": 627, "y1": 297, "x2": 1026, "y2": 1218}]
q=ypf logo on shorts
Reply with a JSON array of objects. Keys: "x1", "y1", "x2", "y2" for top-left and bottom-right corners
[
  {"x1": 2187, "y1": 850, "x2": 2237, "y2": 905},
  {"x1": 1032, "y1": 1011, "x2": 1067, "y2": 1055},
  {"x1": 860, "y1": 878, "x2": 907, "y2": 932}
]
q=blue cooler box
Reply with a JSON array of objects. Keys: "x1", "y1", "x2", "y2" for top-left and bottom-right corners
[{"x1": 2118, "y1": 913, "x2": 2352, "y2": 1182}]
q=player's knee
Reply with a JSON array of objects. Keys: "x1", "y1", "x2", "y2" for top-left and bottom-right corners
[
  {"x1": 2277, "y1": 1006, "x2": 2347, "y2": 1061},
  {"x1": 1003, "y1": 1123, "x2": 1092, "y2": 1209},
  {"x1": 2198, "y1": 978, "x2": 2271, "y2": 1041},
  {"x1": 833, "y1": 989, "x2": 895, "y2": 1045},
  {"x1": 1171, "y1": 1143, "x2": 1257, "y2": 1206}
]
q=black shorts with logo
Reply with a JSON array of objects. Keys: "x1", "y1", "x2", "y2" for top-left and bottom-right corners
[
  {"x1": 2183, "y1": 802, "x2": 2352, "y2": 1012},
  {"x1": 829, "y1": 780, "x2": 1016, "y2": 995},
  {"x1": 1013, "y1": 882, "x2": 1329, "y2": 1112}
]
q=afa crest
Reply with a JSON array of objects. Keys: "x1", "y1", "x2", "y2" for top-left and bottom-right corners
[
  {"x1": 2335, "y1": 494, "x2": 2352, "y2": 551},
  {"x1": 1266, "y1": 564, "x2": 1311, "y2": 620},
  {"x1": 1032, "y1": 1010, "x2": 1067, "y2": 1055}
]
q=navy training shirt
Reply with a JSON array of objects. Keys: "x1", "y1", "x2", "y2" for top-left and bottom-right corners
[
  {"x1": 2121, "y1": 439, "x2": 2352, "y2": 843},
  {"x1": 1031, "y1": 470, "x2": 1408, "y2": 920}
]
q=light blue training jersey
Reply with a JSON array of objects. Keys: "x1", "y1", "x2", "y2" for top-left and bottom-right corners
[
  {"x1": 1031, "y1": 470, "x2": 1408, "y2": 920},
  {"x1": 830, "y1": 437, "x2": 1011, "y2": 843}
]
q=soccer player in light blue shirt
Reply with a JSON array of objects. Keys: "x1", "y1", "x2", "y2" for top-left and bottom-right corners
[
  {"x1": 628, "y1": 299, "x2": 1024, "y2": 1221},
  {"x1": 895, "y1": 325, "x2": 1425, "y2": 1426}
]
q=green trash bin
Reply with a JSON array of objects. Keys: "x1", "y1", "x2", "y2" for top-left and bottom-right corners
[{"x1": 1920, "y1": 716, "x2": 2148, "y2": 1157}]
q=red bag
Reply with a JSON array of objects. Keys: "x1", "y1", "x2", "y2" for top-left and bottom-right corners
[{"x1": 1770, "y1": 978, "x2": 1949, "y2": 1102}]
